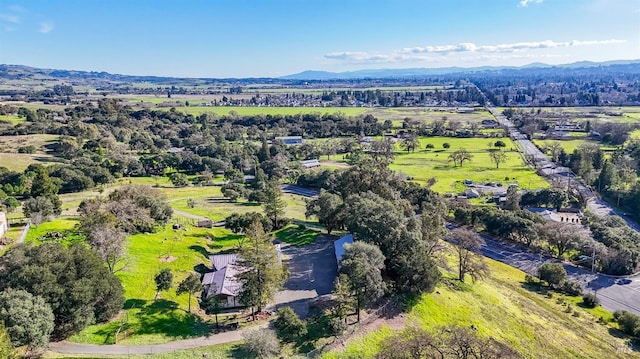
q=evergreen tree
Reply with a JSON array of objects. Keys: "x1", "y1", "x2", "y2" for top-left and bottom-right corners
[
  {"x1": 263, "y1": 181, "x2": 287, "y2": 230},
  {"x1": 154, "y1": 268, "x2": 173, "y2": 300},
  {"x1": 176, "y1": 273, "x2": 203, "y2": 313},
  {"x1": 0, "y1": 289, "x2": 54, "y2": 349},
  {"x1": 339, "y1": 241, "x2": 386, "y2": 322},
  {"x1": 237, "y1": 220, "x2": 285, "y2": 319}
]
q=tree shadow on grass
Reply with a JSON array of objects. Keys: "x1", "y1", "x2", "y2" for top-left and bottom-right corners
[
  {"x1": 194, "y1": 263, "x2": 210, "y2": 274},
  {"x1": 124, "y1": 298, "x2": 147, "y2": 310},
  {"x1": 136, "y1": 306, "x2": 213, "y2": 339},
  {"x1": 237, "y1": 202, "x2": 261, "y2": 207},
  {"x1": 189, "y1": 244, "x2": 210, "y2": 259},
  {"x1": 138, "y1": 299, "x2": 179, "y2": 315}
]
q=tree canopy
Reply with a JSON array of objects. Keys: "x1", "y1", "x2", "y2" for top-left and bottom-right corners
[{"x1": 0, "y1": 242, "x2": 125, "y2": 339}]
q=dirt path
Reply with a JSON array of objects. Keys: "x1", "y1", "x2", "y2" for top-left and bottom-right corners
[
  {"x1": 48, "y1": 323, "x2": 267, "y2": 355},
  {"x1": 171, "y1": 208, "x2": 210, "y2": 221}
]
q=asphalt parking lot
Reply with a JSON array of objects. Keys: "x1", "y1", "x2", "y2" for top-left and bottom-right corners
[{"x1": 271, "y1": 234, "x2": 337, "y2": 317}]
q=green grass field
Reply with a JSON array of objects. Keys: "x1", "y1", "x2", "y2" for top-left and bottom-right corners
[
  {"x1": 0, "y1": 114, "x2": 25, "y2": 124},
  {"x1": 391, "y1": 137, "x2": 548, "y2": 193},
  {"x1": 325, "y1": 253, "x2": 635, "y2": 359},
  {"x1": 533, "y1": 139, "x2": 618, "y2": 156}
]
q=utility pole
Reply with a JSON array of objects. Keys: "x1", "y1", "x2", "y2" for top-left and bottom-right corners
[{"x1": 591, "y1": 245, "x2": 596, "y2": 273}]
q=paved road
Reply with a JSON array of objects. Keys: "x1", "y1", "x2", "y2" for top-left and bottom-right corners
[
  {"x1": 477, "y1": 230, "x2": 640, "y2": 316},
  {"x1": 485, "y1": 105, "x2": 640, "y2": 230},
  {"x1": 49, "y1": 323, "x2": 267, "y2": 355}
]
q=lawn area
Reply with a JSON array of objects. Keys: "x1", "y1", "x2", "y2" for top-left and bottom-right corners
[
  {"x1": 275, "y1": 226, "x2": 321, "y2": 246},
  {"x1": 391, "y1": 137, "x2": 548, "y2": 193},
  {"x1": 325, "y1": 254, "x2": 636, "y2": 359},
  {"x1": 24, "y1": 217, "x2": 83, "y2": 245},
  {"x1": 69, "y1": 218, "x2": 245, "y2": 345}
]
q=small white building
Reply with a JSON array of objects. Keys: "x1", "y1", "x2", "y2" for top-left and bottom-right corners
[
  {"x1": 301, "y1": 159, "x2": 321, "y2": 169},
  {"x1": 0, "y1": 212, "x2": 8, "y2": 239}
]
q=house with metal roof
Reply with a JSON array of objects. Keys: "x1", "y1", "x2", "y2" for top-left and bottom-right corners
[{"x1": 202, "y1": 254, "x2": 245, "y2": 308}]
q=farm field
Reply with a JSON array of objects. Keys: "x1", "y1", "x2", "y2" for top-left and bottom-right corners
[
  {"x1": 0, "y1": 152, "x2": 58, "y2": 172},
  {"x1": 325, "y1": 254, "x2": 635, "y2": 359},
  {"x1": 390, "y1": 137, "x2": 548, "y2": 193},
  {"x1": 532, "y1": 138, "x2": 618, "y2": 156},
  {"x1": 0, "y1": 114, "x2": 25, "y2": 124},
  {"x1": 0, "y1": 134, "x2": 60, "y2": 171},
  {"x1": 497, "y1": 106, "x2": 640, "y2": 123}
]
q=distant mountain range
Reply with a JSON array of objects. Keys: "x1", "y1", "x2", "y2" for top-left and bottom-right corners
[
  {"x1": 0, "y1": 59, "x2": 639, "y2": 85},
  {"x1": 280, "y1": 59, "x2": 640, "y2": 80}
]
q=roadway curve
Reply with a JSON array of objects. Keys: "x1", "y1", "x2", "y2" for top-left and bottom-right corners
[{"x1": 477, "y1": 232, "x2": 640, "y2": 317}]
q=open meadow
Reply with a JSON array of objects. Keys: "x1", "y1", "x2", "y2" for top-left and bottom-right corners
[
  {"x1": 390, "y1": 137, "x2": 548, "y2": 193},
  {"x1": 324, "y1": 252, "x2": 637, "y2": 359},
  {"x1": 532, "y1": 138, "x2": 619, "y2": 156}
]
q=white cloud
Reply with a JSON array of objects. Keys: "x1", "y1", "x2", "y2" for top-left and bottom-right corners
[
  {"x1": 519, "y1": 0, "x2": 544, "y2": 7},
  {"x1": 39, "y1": 21, "x2": 54, "y2": 33},
  {"x1": 0, "y1": 14, "x2": 19, "y2": 23},
  {"x1": 324, "y1": 39, "x2": 626, "y2": 64}
]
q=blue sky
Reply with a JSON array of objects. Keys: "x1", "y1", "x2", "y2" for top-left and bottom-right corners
[{"x1": 0, "y1": 0, "x2": 638, "y2": 77}]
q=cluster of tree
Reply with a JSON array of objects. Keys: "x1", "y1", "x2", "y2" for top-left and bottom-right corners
[
  {"x1": 534, "y1": 263, "x2": 582, "y2": 296},
  {"x1": 613, "y1": 310, "x2": 640, "y2": 339},
  {"x1": 454, "y1": 207, "x2": 544, "y2": 248},
  {"x1": 590, "y1": 143, "x2": 640, "y2": 220},
  {"x1": 0, "y1": 164, "x2": 63, "y2": 223},
  {"x1": 0, "y1": 242, "x2": 125, "y2": 348},
  {"x1": 300, "y1": 156, "x2": 457, "y2": 322},
  {"x1": 377, "y1": 325, "x2": 521, "y2": 359},
  {"x1": 520, "y1": 188, "x2": 569, "y2": 211},
  {"x1": 583, "y1": 214, "x2": 640, "y2": 275},
  {"x1": 222, "y1": 178, "x2": 289, "y2": 230},
  {"x1": 76, "y1": 186, "x2": 172, "y2": 273},
  {"x1": 475, "y1": 65, "x2": 640, "y2": 107}
]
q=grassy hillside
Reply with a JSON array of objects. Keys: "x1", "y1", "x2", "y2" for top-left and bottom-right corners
[{"x1": 325, "y1": 256, "x2": 638, "y2": 359}]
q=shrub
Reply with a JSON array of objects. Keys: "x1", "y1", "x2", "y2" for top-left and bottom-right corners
[
  {"x1": 524, "y1": 274, "x2": 536, "y2": 284},
  {"x1": 538, "y1": 263, "x2": 566, "y2": 288},
  {"x1": 273, "y1": 307, "x2": 307, "y2": 342},
  {"x1": 582, "y1": 293, "x2": 599, "y2": 308},
  {"x1": 560, "y1": 280, "x2": 583, "y2": 296},
  {"x1": 17, "y1": 145, "x2": 36, "y2": 154},
  {"x1": 242, "y1": 329, "x2": 280, "y2": 358},
  {"x1": 614, "y1": 310, "x2": 640, "y2": 336},
  {"x1": 327, "y1": 316, "x2": 347, "y2": 336}
]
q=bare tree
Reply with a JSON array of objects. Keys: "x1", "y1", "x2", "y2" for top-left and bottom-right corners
[
  {"x1": 489, "y1": 151, "x2": 507, "y2": 169},
  {"x1": 87, "y1": 226, "x2": 127, "y2": 273},
  {"x1": 450, "y1": 228, "x2": 489, "y2": 283},
  {"x1": 448, "y1": 149, "x2": 473, "y2": 167},
  {"x1": 535, "y1": 221, "x2": 584, "y2": 258}
]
